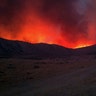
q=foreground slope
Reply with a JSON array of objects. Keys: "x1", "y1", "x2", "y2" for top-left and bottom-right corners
[{"x1": 0, "y1": 57, "x2": 96, "y2": 96}]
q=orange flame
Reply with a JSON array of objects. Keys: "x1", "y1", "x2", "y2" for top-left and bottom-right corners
[{"x1": 0, "y1": 11, "x2": 95, "y2": 49}]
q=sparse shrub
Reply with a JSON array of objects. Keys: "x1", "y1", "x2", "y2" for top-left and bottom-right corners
[
  {"x1": 0, "y1": 71, "x2": 4, "y2": 78},
  {"x1": 0, "y1": 71, "x2": 4, "y2": 73},
  {"x1": 7, "y1": 64, "x2": 16, "y2": 69},
  {"x1": 94, "y1": 55, "x2": 96, "y2": 59},
  {"x1": 80, "y1": 66, "x2": 85, "y2": 68},
  {"x1": 34, "y1": 61, "x2": 46, "y2": 65},
  {"x1": 59, "y1": 62, "x2": 64, "y2": 64},
  {"x1": 41, "y1": 62, "x2": 46, "y2": 64},
  {"x1": 27, "y1": 72, "x2": 32, "y2": 75},
  {"x1": 34, "y1": 65, "x2": 40, "y2": 69},
  {"x1": 28, "y1": 77, "x2": 34, "y2": 80}
]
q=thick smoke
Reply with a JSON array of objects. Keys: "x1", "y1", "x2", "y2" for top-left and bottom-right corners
[
  {"x1": 0, "y1": 0, "x2": 24, "y2": 37},
  {"x1": 0, "y1": 0, "x2": 95, "y2": 47},
  {"x1": 40, "y1": 0, "x2": 91, "y2": 43}
]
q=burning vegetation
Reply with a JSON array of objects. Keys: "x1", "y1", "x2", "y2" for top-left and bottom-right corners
[{"x1": 0, "y1": 0, "x2": 96, "y2": 48}]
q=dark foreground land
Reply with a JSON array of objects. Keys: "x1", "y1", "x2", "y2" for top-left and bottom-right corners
[{"x1": 0, "y1": 55, "x2": 96, "y2": 96}]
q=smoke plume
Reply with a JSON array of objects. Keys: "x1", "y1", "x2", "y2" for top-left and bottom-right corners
[{"x1": 0, "y1": 0, "x2": 96, "y2": 48}]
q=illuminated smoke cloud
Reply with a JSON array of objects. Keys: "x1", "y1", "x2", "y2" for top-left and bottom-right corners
[
  {"x1": 0, "y1": 0, "x2": 95, "y2": 48},
  {"x1": 0, "y1": 0, "x2": 24, "y2": 37},
  {"x1": 40, "y1": 0, "x2": 91, "y2": 43}
]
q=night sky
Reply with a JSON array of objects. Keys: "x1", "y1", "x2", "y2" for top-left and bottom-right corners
[{"x1": 0, "y1": 0, "x2": 96, "y2": 48}]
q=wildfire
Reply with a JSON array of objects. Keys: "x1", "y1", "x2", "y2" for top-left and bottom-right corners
[
  {"x1": 0, "y1": 26, "x2": 94, "y2": 49},
  {"x1": 0, "y1": 0, "x2": 95, "y2": 49},
  {"x1": 0, "y1": 16, "x2": 94, "y2": 49},
  {"x1": 74, "y1": 44, "x2": 91, "y2": 49}
]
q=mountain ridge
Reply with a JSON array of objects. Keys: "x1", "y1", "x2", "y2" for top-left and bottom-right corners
[
  {"x1": 0, "y1": 38, "x2": 96, "y2": 58},
  {"x1": 0, "y1": 38, "x2": 73, "y2": 58}
]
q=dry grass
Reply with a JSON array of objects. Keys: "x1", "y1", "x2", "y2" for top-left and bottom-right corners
[{"x1": 0, "y1": 55, "x2": 96, "y2": 92}]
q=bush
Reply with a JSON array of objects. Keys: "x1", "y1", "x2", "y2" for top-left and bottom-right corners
[{"x1": 34, "y1": 65, "x2": 40, "y2": 69}]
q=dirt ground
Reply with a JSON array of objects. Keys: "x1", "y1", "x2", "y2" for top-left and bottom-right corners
[{"x1": 0, "y1": 55, "x2": 96, "y2": 96}]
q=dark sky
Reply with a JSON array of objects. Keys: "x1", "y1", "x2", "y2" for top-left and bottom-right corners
[{"x1": 0, "y1": 0, "x2": 96, "y2": 46}]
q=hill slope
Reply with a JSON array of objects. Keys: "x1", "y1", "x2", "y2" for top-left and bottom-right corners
[
  {"x1": 0, "y1": 38, "x2": 96, "y2": 58},
  {"x1": 75, "y1": 45, "x2": 96, "y2": 55},
  {"x1": 0, "y1": 38, "x2": 73, "y2": 58}
]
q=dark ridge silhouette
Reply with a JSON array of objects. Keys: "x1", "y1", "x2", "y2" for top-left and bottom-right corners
[
  {"x1": 0, "y1": 38, "x2": 96, "y2": 58},
  {"x1": 0, "y1": 38, "x2": 73, "y2": 59},
  {"x1": 75, "y1": 45, "x2": 96, "y2": 55}
]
